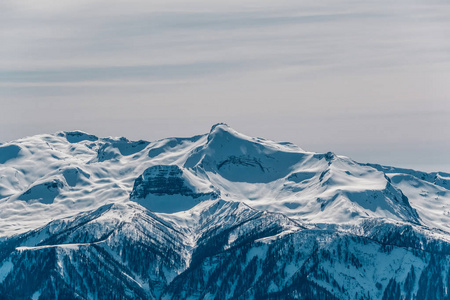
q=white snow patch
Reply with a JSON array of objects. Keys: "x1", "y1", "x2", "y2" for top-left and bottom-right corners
[
  {"x1": 31, "y1": 290, "x2": 41, "y2": 300},
  {"x1": 0, "y1": 259, "x2": 13, "y2": 283},
  {"x1": 16, "y1": 243, "x2": 89, "y2": 251}
]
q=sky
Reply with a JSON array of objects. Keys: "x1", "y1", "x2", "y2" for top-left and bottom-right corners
[{"x1": 1, "y1": 0, "x2": 449, "y2": 172}]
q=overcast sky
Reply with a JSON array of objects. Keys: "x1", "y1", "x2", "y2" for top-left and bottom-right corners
[{"x1": 1, "y1": 0, "x2": 449, "y2": 172}]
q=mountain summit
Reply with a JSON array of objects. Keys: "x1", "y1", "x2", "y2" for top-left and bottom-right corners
[{"x1": 0, "y1": 125, "x2": 450, "y2": 299}]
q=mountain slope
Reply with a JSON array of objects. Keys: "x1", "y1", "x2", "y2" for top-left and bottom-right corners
[{"x1": 1, "y1": 124, "x2": 450, "y2": 299}]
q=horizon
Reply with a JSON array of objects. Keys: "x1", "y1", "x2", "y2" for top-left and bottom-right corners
[{"x1": 2, "y1": 123, "x2": 449, "y2": 174}]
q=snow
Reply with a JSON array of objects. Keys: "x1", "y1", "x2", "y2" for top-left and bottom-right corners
[
  {"x1": 0, "y1": 144, "x2": 22, "y2": 164},
  {"x1": 387, "y1": 172, "x2": 450, "y2": 232},
  {"x1": 1, "y1": 124, "x2": 449, "y2": 300},
  {"x1": 246, "y1": 245, "x2": 268, "y2": 264},
  {"x1": 62, "y1": 131, "x2": 98, "y2": 143},
  {"x1": 31, "y1": 291, "x2": 41, "y2": 300},
  {"x1": 0, "y1": 259, "x2": 13, "y2": 283},
  {"x1": 16, "y1": 243, "x2": 87, "y2": 251},
  {"x1": 0, "y1": 123, "x2": 449, "y2": 241}
]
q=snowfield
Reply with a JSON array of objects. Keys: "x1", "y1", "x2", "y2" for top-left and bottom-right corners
[{"x1": 0, "y1": 124, "x2": 449, "y2": 299}]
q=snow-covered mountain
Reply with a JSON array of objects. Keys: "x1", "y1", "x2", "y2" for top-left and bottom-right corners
[{"x1": 1, "y1": 123, "x2": 449, "y2": 299}]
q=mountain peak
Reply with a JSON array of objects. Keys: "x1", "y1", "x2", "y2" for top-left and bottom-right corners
[
  {"x1": 207, "y1": 122, "x2": 242, "y2": 143},
  {"x1": 58, "y1": 130, "x2": 98, "y2": 143},
  {"x1": 1, "y1": 124, "x2": 449, "y2": 235},
  {"x1": 2, "y1": 125, "x2": 450, "y2": 300},
  {"x1": 209, "y1": 122, "x2": 231, "y2": 133}
]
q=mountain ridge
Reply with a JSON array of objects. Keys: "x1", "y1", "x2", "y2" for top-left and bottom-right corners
[
  {"x1": 1, "y1": 124, "x2": 449, "y2": 235},
  {"x1": 1, "y1": 124, "x2": 450, "y2": 299}
]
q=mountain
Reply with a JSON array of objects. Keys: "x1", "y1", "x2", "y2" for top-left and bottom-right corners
[{"x1": 1, "y1": 123, "x2": 450, "y2": 299}]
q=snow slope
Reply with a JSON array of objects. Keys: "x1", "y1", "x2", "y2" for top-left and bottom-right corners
[
  {"x1": 0, "y1": 124, "x2": 449, "y2": 236},
  {"x1": 1, "y1": 124, "x2": 450, "y2": 299}
]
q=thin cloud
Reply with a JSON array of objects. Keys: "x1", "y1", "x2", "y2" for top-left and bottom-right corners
[{"x1": 1, "y1": 0, "x2": 449, "y2": 171}]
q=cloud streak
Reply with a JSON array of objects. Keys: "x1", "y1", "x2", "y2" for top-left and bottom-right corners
[{"x1": 1, "y1": 0, "x2": 450, "y2": 172}]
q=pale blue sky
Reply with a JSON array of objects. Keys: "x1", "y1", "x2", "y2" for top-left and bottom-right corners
[{"x1": 1, "y1": 0, "x2": 449, "y2": 172}]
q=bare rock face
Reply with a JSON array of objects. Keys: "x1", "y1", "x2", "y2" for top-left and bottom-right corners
[{"x1": 130, "y1": 165, "x2": 218, "y2": 213}]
